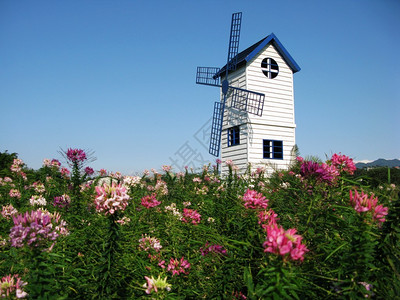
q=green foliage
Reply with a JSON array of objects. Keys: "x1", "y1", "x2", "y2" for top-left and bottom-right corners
[
  {"x1": 0, "y1": 153, "x2": 399, "y2": 298},
  {"x1": 354, "y1": 167, "x2": 400, "y2": 187}
]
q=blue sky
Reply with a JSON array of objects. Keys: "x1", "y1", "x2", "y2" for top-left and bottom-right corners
[{"x1": 1, "y1": 0, "x2": 399, "y2": 174}]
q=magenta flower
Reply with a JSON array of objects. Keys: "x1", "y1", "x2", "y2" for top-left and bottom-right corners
[
  {"x1": 300, "y1": 160, "x2": 339, "y2": 184},
  {"x1": 316, "y1": 163, "x2": 339, "y2": 183},
  {"x1": 53, "y1": 194, "x2": 71, "y2": 209},
  {"x1": 9, "y1": 210, "x2": 68, "y2": 249},
  {"x1": 167, "y1": 257, "x2": 191, "y2": 276},
  {"x1": 51, "y1": 159, "x2": 61, "y2": 168},
  {"x1": 258, "y1": 209, "x2": 279, "y2": 228},
  {"x1": 242, "y1": 189, "x2": 269, "y2": 210},
  {"x1": 182, "y1": 208, "x2": 201, "y2": 225},
  {"x1": 94, "y1": 183, "x2": 130, "y2": 215},
  {"x1": 0, "y1": 274, "x2": 28, "y2": 298},
  {"x1": 200, "y1": 242, "x2": 227, "y2": 256},
  {"x1": 373, "y1": 204, "x2": 389, "y2": 223},
  {"x1": 141, "y1": 193, "x2": 161, "y2": 209},
  {"x1": 66, "y1": 148, "x2": 87, "y2": 162},
  {"x1": 330, "y1": 153, "x2": 356, "y2": 175},
  {"x1": 263, "y1": 225, "x2": 308, "y2": 262},
  {"x1": 84, "y1": 167, "x2": 94, "y2": 175}
]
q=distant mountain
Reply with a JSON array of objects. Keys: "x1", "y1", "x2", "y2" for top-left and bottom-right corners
[{"x1": 355, "y1": 158, "x2": 400, "y2": 169}]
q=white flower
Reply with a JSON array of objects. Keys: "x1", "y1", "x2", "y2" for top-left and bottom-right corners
[{"x1": 30, "y1": 195, "x2": 47, "y2": 206}]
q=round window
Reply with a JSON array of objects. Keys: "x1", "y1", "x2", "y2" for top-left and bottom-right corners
[{"x1": 261, "y1": 58, "x2": 279, "y2": 79}]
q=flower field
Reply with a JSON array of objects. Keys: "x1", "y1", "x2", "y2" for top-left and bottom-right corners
[{"x1": 0, "y1": 149, "x2": 399, "y2": 299}]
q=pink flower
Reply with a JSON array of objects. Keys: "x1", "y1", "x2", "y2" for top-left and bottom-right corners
[
  {"x1": 167, "y1": 257, "x2": 191, "y2": 276},
  {"x1": 182, "y1": 208, "x2": 201, "y2": 225},
  {"x1": 9, "y1": 210, "x2": 68, "y2": 249},
  {"x1": 317, "y1": 163, "x2": 339, "y2": 183},
  {"x1": 162, "y1": 165, "x2": 172, "y2": 173},
  {"x1": 0, "y1": 274, "x2": 28, "y2": 298},
  {"x1": 350, "y1": 189, "x2": 375, "y2": 213},
  {"x1": 258, "y1": 209, "x2": 279, "y2": 228},
  {"x1": 10, "y1": 159, "x2": 23, "y2": 173},
  {"x1": 9, "y1": 189, "x2": 21, "y2": 199},
  {"x1": 53, "y1": 194, "x2": 71, "y2": 209},
  {"x1": 193, "y1": 177, "x2": 202, "y2": 183},
  {"x1": 263, "y1": 225, "x2": 308, "y2": 262},
  {"x1": 232, "y1": 291, "x2": 247, "y2": 299},
  {"x1": 158, "y1": 260, "x2": 166, "y2": 269},
  {"x1": 300, "y1": 160, "x2": 339, "y2": 184},
  {"x1": 1, "y1": 204, "x2": 18, "y2": 219},
  {"x1": 154, "y1": 180, "x2": 168, "y2": 196},
  {"x1": 141, "y1": 194, "x2": 161, "y2": 209},
  {"x1": 94, "y1": 183, "x2": 130, "y2": 215},
  {"x1": 138, "y1": 234, "x2": 162, "y2": 252},
  {"x1": 84, "y1": 167, "x2": 94, "y2": 175},
  {"x1": 60, "y1": 167, "x2": 70, "y2": 177},
  {"x1": 225, "y1": 160, "x2": 234, "y2": 166},
  {"x1": 32, "y1": 182, "x2": 45, "y2": 193},
  {"x1": 66, "y1": 148, "x2": 87, "y2": 162},
  {"x1": 350, "y1": 189, "x2": 388, "y2": 224},
  {"x1": 200, "y1": 242, "x2": 227, "y2": 256},
  {"x1": 144, "y1": 276, "x2": 157, "y2": 294},
  {"x1": 242, "y1": 189, "x2": 269, "y2": 210},
  {"x1": 142, "y1": 275, "x2": 171, "y2": 294},
  {"x1": 330, "y1": 153, "x2": 356, "y2": 175},
  {"x1": 115, "y1": 216, "x2": 131, "y2": 225},
  {"x1": 373, "y1": 204, "x2": 389, "y2": 223},
  {"x1": 51, "y1": 159, "x2": 61, "y2": 168}
]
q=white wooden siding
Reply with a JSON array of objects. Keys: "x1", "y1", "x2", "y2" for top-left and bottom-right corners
[
  {"x1": 221, "y1": 123, "x2": 249, "y2": 175},
  {"x1": 246, "y1": 44, "x2": 295, "y2": 128},
  {"x1": 219, "y1": 42, "x2": 297, "y2": 176},
  {"x1": 221, "y1": 66, "x2": 249, "y2": 175}
]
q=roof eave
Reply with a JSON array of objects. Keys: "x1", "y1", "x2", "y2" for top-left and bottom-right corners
[{"x1": 245, "y1": 33, "x2": 301, "y2": 73}]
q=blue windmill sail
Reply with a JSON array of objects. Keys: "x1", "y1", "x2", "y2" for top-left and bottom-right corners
[
  {"x1": 196, "y1": 67, "x2": 221, "y2": 87},
  {"x1": 209, "y1": 101, "x2": 224, "y2": 157},
  {"x1": 195, "y1": 12, "x2": 265, "y2": 157},
  {"x1": 231, "y1": 87, "x2": 265, "y2": 116},
  {"x1": 226, "y1": 12, "x2": 242, "y2": 72}
]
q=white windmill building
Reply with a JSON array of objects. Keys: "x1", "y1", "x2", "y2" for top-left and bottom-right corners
[{"x1": 196, "y1": 12, "x2": 300, "y2": 176}]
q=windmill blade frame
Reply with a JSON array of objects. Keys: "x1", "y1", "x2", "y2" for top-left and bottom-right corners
[
  {"x1": 196, "y1": 67, "x2": 221, "y2": 87},
  {"x1": 209, "y1": 101, "x2": 225, "y2": 157},
  {"x1": 195, "y1": 12, "x2": 266, "y2": 157},
  {"x1": 226, "y1": 12, "x2": 242, "y2": 74},
  {"x1": 229, "y1": 86, "x2": 265, "y2": 116}
]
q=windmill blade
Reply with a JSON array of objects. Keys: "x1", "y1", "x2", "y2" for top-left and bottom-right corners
[
  {"x1": 230, "y1": 86, "x2": 265, "y2": 116},
  {"x1": 226, "y1": 12, "x2": 242, "y2": 73},
  {"x1": 196, "y1": 67, "x2": 221, "y2": 87},
  {"x1": 209, "y1": 100, "x2": 225, "y2": 157}
]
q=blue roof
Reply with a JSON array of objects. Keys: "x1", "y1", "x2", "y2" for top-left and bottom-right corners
[{"x1": 216, "y1": 33, "x2": 300, "y2": 77}]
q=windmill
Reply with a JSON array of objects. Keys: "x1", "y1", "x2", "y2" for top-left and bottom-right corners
[{"x1": 196, "y1": 12, "x2": 265, "y2": 157}]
